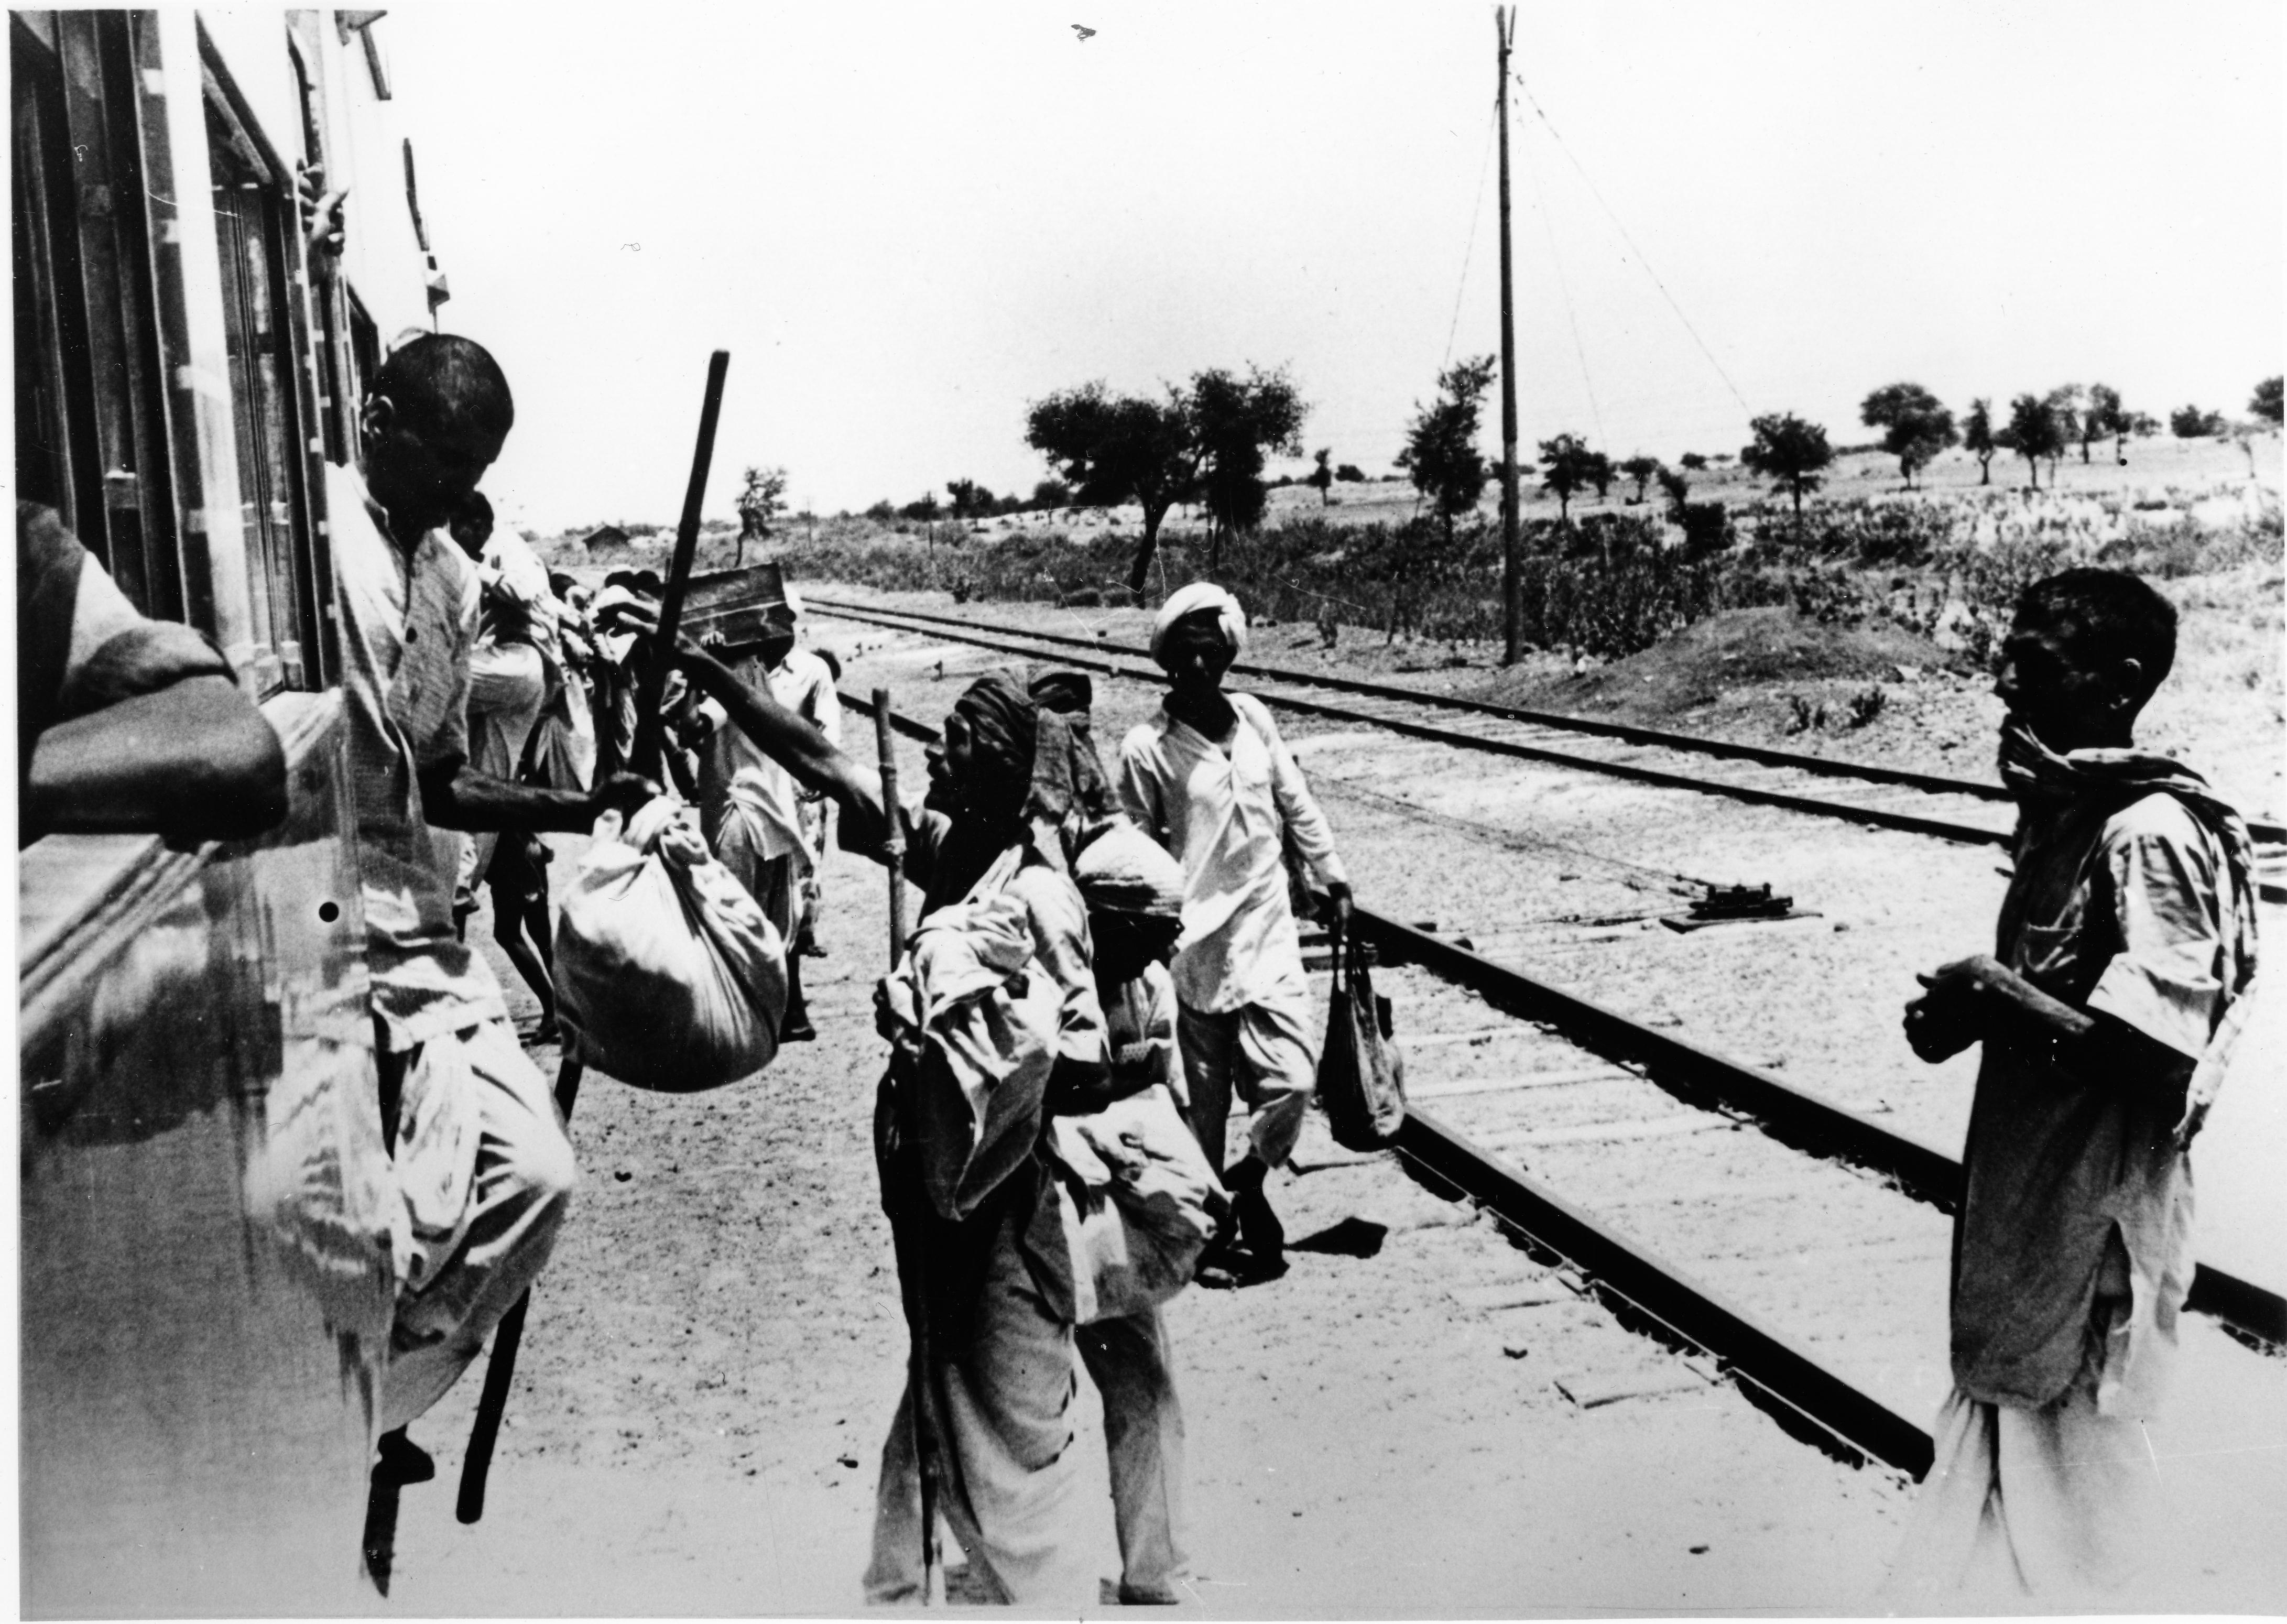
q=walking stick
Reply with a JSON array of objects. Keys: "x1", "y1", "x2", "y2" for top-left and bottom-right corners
[
  {"x1": 873, "y1": 690, "x2": 960, "y2": 1603},
  {"x1": 456, "y1": 350, "x2": 730, "y2": 1524}
]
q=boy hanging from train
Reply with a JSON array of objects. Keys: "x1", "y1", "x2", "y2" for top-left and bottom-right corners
[{"x1": 329, "y1": 332, "x2": 653, "y2": 1482}]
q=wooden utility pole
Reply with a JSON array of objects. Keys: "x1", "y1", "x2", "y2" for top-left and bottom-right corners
[{"x1": 1496, "y1": 6, "x2": 1523, "y2": 664}]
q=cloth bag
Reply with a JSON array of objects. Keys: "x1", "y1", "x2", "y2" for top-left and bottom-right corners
[
  {"x1": 1318, "y1": 930, "x2": 1407, "y2": 1151},
  {"x1": 1034, "y1": 1084, "x2": 1227, "y2": 1324},
  {"x1": 556, "y1": 795, "x2": 788, "y2": 1091}
]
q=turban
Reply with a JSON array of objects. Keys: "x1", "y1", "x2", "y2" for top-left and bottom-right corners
[
  {"x1": 1074, "y1": 820, "x2": 1187, "y2": 920},
  {"x1": 781, "y1": 583, "x2": 805, "y2": 622},
  {"x1": 1028, "y1": 670, "x2": 1093, "y2": 718},
  {"x1": 951, "y1": 670, "x2": 1038, "y2": 788},
  {"x1": 1150, "y1": 582, "x2": 1248, "y2": 667}
]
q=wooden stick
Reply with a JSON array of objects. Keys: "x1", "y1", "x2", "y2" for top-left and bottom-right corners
[
  {"x1": 875, "y1": 689, "x2": 908, "y2": 967},
  {"x1": 630, "y1": 350, "x2": 731, "y2": 782}
]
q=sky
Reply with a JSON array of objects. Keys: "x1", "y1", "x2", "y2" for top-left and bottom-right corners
[{"x1": 384, "y1": 1, "x2": 2285, "y2": 533}]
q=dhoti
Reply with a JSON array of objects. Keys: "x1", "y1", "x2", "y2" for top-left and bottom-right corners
[
  {"x1": 378, "y1": 1016, "x2": 578, "y2": 1432},
  {"x1": 1078, "y1": 1307, "x2": 1189, "y2": 1602},
  {"x1": 863, "y1": 1209, "x2": 1081, "y2": 1606},
  {"x1": 1175, "y1": 990, "x2": 1317, "y2": 1173}
]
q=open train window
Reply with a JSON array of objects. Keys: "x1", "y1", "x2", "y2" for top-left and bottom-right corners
[
  {"x1": 205, "y1": 64, "x2": 323, "y2": 695},
  {"x1": 288, "y1": 23, "x2": 353, "y2": 466}
]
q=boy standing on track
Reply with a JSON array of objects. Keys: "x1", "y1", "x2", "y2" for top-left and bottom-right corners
[
  {"x1": 1890, "y1": 568, "x2": 2259, "y2": 1599},
  {"x1": 1117, "y1": 583, "x2": 1352, "y2": 1280},
  {"x1": 331, "y1": 334, "x2": 652, "y2": 1479}
]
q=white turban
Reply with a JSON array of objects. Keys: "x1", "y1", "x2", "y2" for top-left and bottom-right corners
[
  {"x1": 1150, "y1": 583, "x2": 1248, "y2": 667},
  {"x1": 781, "y1": 583, "x2": 805, "y2": 622}
]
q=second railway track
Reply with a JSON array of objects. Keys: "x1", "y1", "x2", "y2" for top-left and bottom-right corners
[{"x1": 841, "y1": 689, "x2": 2285, "y2": 1483}]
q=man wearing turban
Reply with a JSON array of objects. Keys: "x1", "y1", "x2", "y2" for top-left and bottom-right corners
[
  {"x1": 1118, "y1": 584, "x2": 1352, "y2": 1278},
  {"x1": 608, "y1": 604, "x2": 1109, "y2": 1604}
]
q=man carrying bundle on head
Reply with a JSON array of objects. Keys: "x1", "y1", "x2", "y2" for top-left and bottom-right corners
[
  {"x1": 688, "y1": 580, "x2": 840, "y2": 1042},
  {"x1": 1886, "y1": 568, "x2": 2258, "y2": 1601},
  {"x1": 1117, "y1": 584, "x2": 1352, "y2": 1281},
  {"x1": 329, "y1": 333, "x2": 655, "y2": 1484},
  {"x1": 601, "y1": 605, "x2": 1112, "y2": 1605}
]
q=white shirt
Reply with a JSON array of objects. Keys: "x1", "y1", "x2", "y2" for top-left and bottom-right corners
[
  {"x1": 1117, "y1": 692, "x2": 1346, "y2": 1014},
  {"x1": 329, "y1": 463, "x2": 509, "y2": 1049}
]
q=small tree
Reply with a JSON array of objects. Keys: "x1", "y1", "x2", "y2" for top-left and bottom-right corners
[
  {"x1": 1190, "y1": 364, "x2": 1309, "y2": 572},
  {"x1": 1029, "y1": 477, "x2": 1071, "y2": 510},
  {"x1": 1026, "y1": 382, "x2": 1199, "y2": 591},
  {"x1": 1655, "y1": 464, "x2": 1690, "y2": 515},
  {"x1": 899, "y1": 492, "x2": 942, "y2": 522},
  {"x1": 734, "y1": 465, "x2": 789, "y2": 565},
  {"x1": 945, "y1": 478, "x2": 997, "y2": 520},
  {"x1": 1537, "y1": 434, "x2": 1603, "y2": 528},
  {"x1": 1740, "y1": 412, "x2": 1835, "y2": 516},
  {"x1": 1998, "y1": 392, "x2": 2065, "y2": 488},
  {"x1": 1335, "y1": 463, "x2": 1366, "y2": 483},
  {"x1": 1585, "y1": 452, "x2": 1616, "y2": 499},
  {"x1": 2171, "y1": 404, "x2": 2224, "y2": 438},
  {"x1": 1679, "y1": 451, "x2": 1708, "y2": 471},
  {"x1": 1859, "y1": 382, "x2": 1957, "y2": 489},
  {"x1": 1396, "y1": 356, "x2": 1495, "y2": 544},
  {"x1": 2079, "y1": 384, "x2": 2125, "y2": 464},
  {"x1": 1307, "y1": 446, "x2": 1334, "y2": 506},
  {"x1": 1962, "y1": 398, "x2": 1997, "y2": 485},
  {"x1": 2251, "y1": 377, "x2": 2283, "y2": 428},
  {"x1": 1619, "y1": 454, "x2": 1663, "y2": 503}
]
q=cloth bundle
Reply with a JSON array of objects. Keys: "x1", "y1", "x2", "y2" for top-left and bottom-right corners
[
  {"x1": 556, "y1": 795, "x2": 788, "y2": 1091},
  {"x1": 1073, "y1": 818, "x2": 1185, "y2": 920},
  {"x1": 1034, "y1": 1085, "x2": 1226, "y2": 1325},
  {"x1": 877, "y1": 888, "x2": 1063, "y2": 1221}
]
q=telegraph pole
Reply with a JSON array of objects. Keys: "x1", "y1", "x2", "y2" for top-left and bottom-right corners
[{"x1": 1496, "y1": 6, "x2": 1523, "y2": 664}]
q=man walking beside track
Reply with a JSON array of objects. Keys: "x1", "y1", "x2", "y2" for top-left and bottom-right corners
[
  {"x1": 1887, "y1": 568, "x2": 2259, "y2": 1600},
  {"x1": 330, "y1": 333, "x2": 651, "y2": 1480},
  {"x1": 1118, "y1": 583, "x2": 1352, "y2": 1279}
]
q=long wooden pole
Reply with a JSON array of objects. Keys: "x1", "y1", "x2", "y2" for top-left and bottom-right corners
[{"x1": 1497, "y1": 6, "x2": 1523, "y2": 666}]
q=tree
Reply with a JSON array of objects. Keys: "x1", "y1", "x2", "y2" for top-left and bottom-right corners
[
  {"x1": 2251, "y1": 376, "x2": 2283, "y2": 427},
  {"x1": 1655, "y1": 464, "x2": 1690, "y2": 514},
  {"x1": 1396, "y1": 356, "x2": 1496, "y2": 544},
  {"x1": 1026, "y1": 382, "x2": 1199, "y2": 591},
  {"x1": 1029, "y1": 478, "x2": 1071, "y2": 510},
  {"x1": 1997, "y1": 392, "x2": 2065, "y2": 488},
  {"x1": 945, "y1": 478, "x2": 997, "y2": 519},
  {"x1": 1962, "y1": 397, "x2": 1998, "y2": 485},
  {"x1": 1190, "y1": 365, "x2": 1309, "y2": 572},
  {"x1": 1859, "y1": 382, "x2": 1957, "y2": 488},
  {"x1": 2170, "y1": 404, "x2": 2225, "y2": 439},
  {"x1": 899, "y1": 492, "x2": 942, "y2": 522},
  {"x1": 1740, "y1": 412, "x2": 1835, "y2": 516},
  {"x1": 2079, "y1": 384, "x2": 2124, "y2": 464},
  {"x1": 1679, "y1": 451, "x2": 1708, "y2": 471},
  {"x1": 1537, "y1": 433, "x2": 1604, "y2": 527},
  {"x1": 1334, "y1": 463, "x2": 1366, "y2": 483},
  {"x1": 1619, "y1": 454, "x2": 1663, "y2": 503},
  {"x1": 734, "y1": 465, "x2": 789, "y2": 565},
  {"x1": 2043, "y1": 385, "x2": 2084, "y2": 476},
  {"x1": 1307, "y1": 447, "x2": 1334, "y2": 506}
]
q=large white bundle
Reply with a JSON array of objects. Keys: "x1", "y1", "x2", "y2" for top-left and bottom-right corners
[
  {"x1": 1037, "y1": 1084, "x2": 1226, "y2": 1325},
  {"x1": 557, "y1": 797, "x2": 788, "y2": 1092}
]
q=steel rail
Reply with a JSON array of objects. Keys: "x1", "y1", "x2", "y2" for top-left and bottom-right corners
[
  {"x1": 816, "y1": 595, "x2": 2287, "y2": 849},
  {"x1": 1398, "y1": 1108, "x2": 1936, "y2": 1475},
  {"x1": 1358, "y1": 909, "x2": 2286, "y2": 1346},
  {"x1": 818, "y1": 602, "x2": 2015, "y2": 847},
  {"x1": 811, "y1": 593, "x2": 2019, "y2": 800}
]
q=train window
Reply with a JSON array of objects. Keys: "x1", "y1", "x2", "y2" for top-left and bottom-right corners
[
  {"x1": 11, "y1": 12, "x2": 186, "y2": 624},
  {"x1": 205, "y1": 66, "x2": 322, "y2": 695}
]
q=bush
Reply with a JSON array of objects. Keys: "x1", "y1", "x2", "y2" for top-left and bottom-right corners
[
  {"x1": 1335, "y1": 463, "x2": 1367, "y2": 483},
  {"x1": 1676, "y1": 501, "x2": 1734, "y2": 559}
]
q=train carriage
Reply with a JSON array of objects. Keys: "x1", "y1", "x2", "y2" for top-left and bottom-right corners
[{"x1": 15, "y1": 9, "x2": 450, "y2": 1609}]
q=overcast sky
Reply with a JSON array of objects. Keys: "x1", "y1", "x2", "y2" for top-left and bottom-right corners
[{"x1": 386, "y1": 1, "x2": 2283, "y2": 532}]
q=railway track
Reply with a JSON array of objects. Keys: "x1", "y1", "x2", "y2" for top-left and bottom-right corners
[
  {"x1": 841, "y1": 688, "x2": 2285, "y2": 1481},
  {"x1": 812, "y1": 594, "x2": 2287, "y2": 864}
]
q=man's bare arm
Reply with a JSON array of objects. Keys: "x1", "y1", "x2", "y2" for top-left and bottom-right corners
[
  {"x1": 27, "y1": 677, "x2": 287, "y2": 841},
  {"x1": 418, "y1": 758, "x2": 655, "y2": 833},
  {"x1": 1906, "y1": 954, "x2": 2196, "y2": 1096}
]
